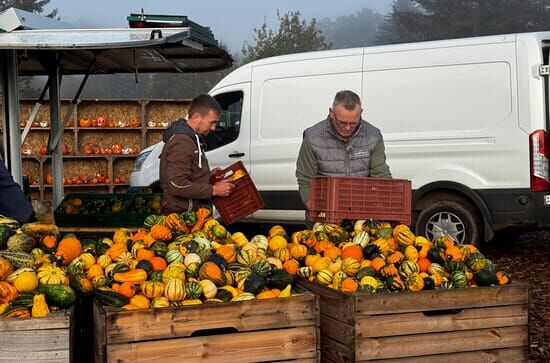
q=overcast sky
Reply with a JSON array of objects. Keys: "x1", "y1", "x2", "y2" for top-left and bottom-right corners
[{"x1": 45, "y1": 0, "x2": 392, "y2": 52}]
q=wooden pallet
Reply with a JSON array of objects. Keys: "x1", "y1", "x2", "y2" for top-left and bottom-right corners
[
  {"x1": 93, "y1": 291, "x2": 320, "y2": 363},
  {"x1": 0, "y1": 308, "x2": 73, "y2": 363},
  {"x1": 297, "y1": 279, "x2": 529, "y2": 362}
]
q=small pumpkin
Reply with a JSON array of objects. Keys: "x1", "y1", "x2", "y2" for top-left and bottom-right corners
[
  {"x1": 0, "y1": 281, "x2": 18, "y2": 303},
  {"x1": 0, "y1": 256, "x2": 14, "y2": 280},
  {"x1": 55, "y1": 237, "x2": 82, "y2": 265},
  {"x1": 113, "y1": 228, "x2": 133, "y2": 245},
  {"x1": 199, "y1": 262, "x2": 226, "y2": 286},
  {"x1": 164, "y1": 278, "x2": 186, "y2": 302},
  {"x1": 150, "y1": 224, "x2": 172, "y2": 241},
  {"x1": 14, "y1": 271, "x2": 39, "y2": 292},
  {"x1": 141, "y1": 280, "x2": 166, "y2": 299}
]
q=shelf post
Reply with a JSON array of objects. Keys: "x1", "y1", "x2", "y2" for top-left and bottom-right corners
[
  {"x1": 0, "y1": 49, "x2": 23, "y2": 187},
  {"x1": 48, "y1": 52, "x2": 65, "y2": 208}
]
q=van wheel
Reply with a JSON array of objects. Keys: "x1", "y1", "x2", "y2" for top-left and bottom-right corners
[{"x1": 415, "y1": 200, "x2": 481, "y2": 246}]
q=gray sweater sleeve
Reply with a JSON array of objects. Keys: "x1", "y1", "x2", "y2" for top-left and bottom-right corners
[
  {"x1": 296, "y1": 135, "x2": 318, "y2": 207},
  {"x1": 369, "y1": 135, "x2": 392, "y2": 178}
]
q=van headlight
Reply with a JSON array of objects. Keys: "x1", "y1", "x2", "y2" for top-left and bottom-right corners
[{"x1": 133, "y1": 150, "x2": 152, "y2": 172}]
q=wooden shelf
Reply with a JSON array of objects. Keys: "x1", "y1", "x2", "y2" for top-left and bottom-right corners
[
  {"x1": 77, "y1": 127, "x2": 142, "y2": 131},
  {"x1": 3, "y1": 98, "x2": 189, "y2": 204},
  {"x1": 45, "y1": 184, "x2": 111, "y2": 188}
]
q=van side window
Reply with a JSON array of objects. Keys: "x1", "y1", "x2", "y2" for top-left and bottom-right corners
[{"x1": 205, "y1": 91, "x2": 243, "y2": 151}]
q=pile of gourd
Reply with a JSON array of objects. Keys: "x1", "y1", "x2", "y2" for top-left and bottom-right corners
[
  {"x1": 1, "y1": 208, "x2": 299, "y2": 315},
  {"x1": 288, "y1": 220, "x2": 511, "y2": 293},
  {"x1": 87, "y1": 208, "x2": 296, "y2": 310},
  {"x1": 0, "y1": 216, "x2": 77, "y2": 318}
]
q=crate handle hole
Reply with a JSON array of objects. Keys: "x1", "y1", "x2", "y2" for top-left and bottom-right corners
[
  {"x1": 422, "y1": 309, "x2": 463, "y2": 316},
  {"x1": 190, "y1": 327, "x2": 239, "y2": 337}
]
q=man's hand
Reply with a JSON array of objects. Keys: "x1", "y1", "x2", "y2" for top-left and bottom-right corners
[{"x1": 212, "y1": 179, "x2": 235, "y2": 197}]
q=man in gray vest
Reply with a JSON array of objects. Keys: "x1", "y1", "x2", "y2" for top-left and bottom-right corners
[{"x1": 296, "y1": 90, "x2": 391, "y2": 223}]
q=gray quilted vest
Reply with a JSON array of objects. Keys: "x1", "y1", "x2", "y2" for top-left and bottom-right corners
[{"x1": 304, "y1": 118, "x2": 383, "y2": 176}]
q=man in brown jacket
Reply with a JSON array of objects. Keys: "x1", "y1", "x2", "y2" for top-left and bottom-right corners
[{"x1": 160, "y1": 95, "x2": 234, "y2": 214}]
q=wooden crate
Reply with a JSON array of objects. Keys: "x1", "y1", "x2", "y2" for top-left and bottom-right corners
[
  {"x1": 0, "y1": 308, "x2": 73, "y2": 363},
  {"x1": 297, "y1": 279, "x2": 529, "y2": 362},
  {"x1": 93, "y1": 291, "x2": 320, "y2": 363}
]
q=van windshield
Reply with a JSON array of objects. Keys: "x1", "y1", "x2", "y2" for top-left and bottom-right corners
[{"x1": 205, "y1": 91, "x2": 243, "y2": 150}]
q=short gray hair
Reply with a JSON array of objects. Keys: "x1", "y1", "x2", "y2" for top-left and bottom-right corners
[{"x1": 332, "y1": 90, "x2": 361, "y2": 111}]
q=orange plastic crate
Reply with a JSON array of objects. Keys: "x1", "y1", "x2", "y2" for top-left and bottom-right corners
[
  {"x1": 308, "y1": 176, "x2": 412, "y2": 224},
  {"x1": 211, "y1": 161, "x2": 264, "y2": 225}
]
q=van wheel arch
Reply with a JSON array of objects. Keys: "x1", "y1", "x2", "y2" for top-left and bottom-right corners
[{"x1": 413, "y1": 185, "x2": 493, "y2": 244}]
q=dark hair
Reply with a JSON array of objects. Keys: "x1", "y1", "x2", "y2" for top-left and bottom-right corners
[
  {"x1": 332, "y1": 90, "x2": 361, "y2": 111},
  {"x1": 188, "y1": 94, "x2": 222, "y2": 118}
]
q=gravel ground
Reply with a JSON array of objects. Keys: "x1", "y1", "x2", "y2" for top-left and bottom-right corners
[
  {"x1": 231, "y1": 223, "x2": 550, "y2": 362},
  {"x1": 481, "y1": 229, "x2": 550, "y2": 362}
]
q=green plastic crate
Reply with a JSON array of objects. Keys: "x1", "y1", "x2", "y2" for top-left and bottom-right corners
[
  {"x1": 54, "y1": 193, "x2": 132, "y2": 228},
  {"x1": 123, "y1": 193, "x2": 163, "y2": 228}
]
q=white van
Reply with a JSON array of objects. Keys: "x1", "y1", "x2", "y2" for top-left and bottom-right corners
[{"x1": 131, "y1": 31, "x2": 550, "y2": 244}]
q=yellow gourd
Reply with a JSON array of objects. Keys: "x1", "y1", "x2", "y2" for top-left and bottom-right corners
[{"x1": 31, "y1": 294, "x2": 50, "y2": 318}]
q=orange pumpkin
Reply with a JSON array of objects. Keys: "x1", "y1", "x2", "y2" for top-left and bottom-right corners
[
  {"x1": 136, "y1": 248, "x2": 155, "y2": 261},
  {"x1": 55, "y1": 237, "x2": 82, "y2": 265},
  {"x1": 131, "y1": 229, "x2": 148, "y2": 242},
  {"x1": 341, "y1": 278, "x2": 359, "y2": 293},
  {"x1": 289, "y1": 243, "x2": 308, "y2": 260},
  {"x1": 149, "y1": 256, "x2": 167, "y2": 271},
  {"x1": 150, "y1": 224, "x2": 172, "y2": 241},
  {"x1": 106, "y1": 243, "x2": 128, "y2": 260},
  {"x1": 341, "y1": 245, "x2": 363, "y2": 262},
  {"x1": 0, "y1": 257, "x2": 14, "y2": 281},
  {"x1": 217, "y1": 245, "x2": 237, "y2": 264},
  {"x1": 417, "y1": 257, "x2": 431, "y2": 273},
  {"x1": 79, "y1": 118, "x2": 91, "y2": 128},
  {"x1": 0, "y1": 281, "x2": 18, "y2": 303},
  {"x1": 323, "y1": 246, "x2": 342, "y2": 261},
  {"x1": 118, "y1": 282, "x2": 137, "y2": 298},
  {"x1": 283, "y1": 259, "x2": 300, "y2": 275}
]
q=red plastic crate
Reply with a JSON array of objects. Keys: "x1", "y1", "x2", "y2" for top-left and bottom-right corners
[
  {"x1": 308, "y1": 176, "x2": 412, "y2": 224},
  {"x1": 211, "y1": 161, "x2": 264, "y2": 225}
]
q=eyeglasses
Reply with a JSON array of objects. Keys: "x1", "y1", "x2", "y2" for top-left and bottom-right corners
[{"x1": 331, "y1": 115, "x2": 360, "y2": 130}]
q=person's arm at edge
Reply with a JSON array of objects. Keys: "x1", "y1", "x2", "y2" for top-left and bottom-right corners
[
  {"x1": 369, "y1": 135, "x2": 392, "y2": 178},
  {"x1": 296, "y1": 135, "x2": 318, "y2": 207}
]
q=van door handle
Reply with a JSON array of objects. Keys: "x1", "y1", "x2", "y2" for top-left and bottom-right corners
[{"x1": 229, "y1": 152, "x2": 245, "y2": 158}]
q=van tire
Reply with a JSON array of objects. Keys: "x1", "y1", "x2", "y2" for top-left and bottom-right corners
[{"x1": 415, "y1": 200, "x2": 481, "y2": 246}]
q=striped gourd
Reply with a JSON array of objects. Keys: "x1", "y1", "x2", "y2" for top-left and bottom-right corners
[
  {"x1": 164, "y1": 278, "x2": 185, "y2": 302},
  {"x1": 185, "y1": 281, "x2": 203, "y2": 299},
  {"x1": 297, "y1": 266, "x2": 313, "y2": 279},
  {"x1": 165, "y1": 249, "x2": 184, "y2": 265},
  {"x1": 352, "y1": 230, "x2": 370, "y2": 248},
  {"x1": 237, "y1": 248, "x2": 257, "y2": 266},
  {"x1": 7, "y1": 233, "x2": 35, "y2": 253},
  {"x1": 0, "y1": 250, "x2": 34, "y2": 268},
  {"x1": 399, "y1": 260, "x2": 420, "y2": 278},
  {"x1": 316, "y1": 269, "x2": 333, "y2": 286},
  {"x1": 342, "y1": 258, "x2": 361, "y2": 276}
]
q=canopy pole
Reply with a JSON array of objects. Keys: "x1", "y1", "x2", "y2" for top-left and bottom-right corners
[
  {"x1": 0, "y1": 50, "x2": 23, "y2": 188},
  {"x1": 48, "y1": 52, "x2": 64, "y2": 208},
  {"x1": 21, "y1": 79, "x2": 50, "y2": 144}
]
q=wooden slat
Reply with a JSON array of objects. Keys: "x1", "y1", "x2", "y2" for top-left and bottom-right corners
[
  {"x1": 356, "y1": 325, "x2": 528, "y2": 360},
  {"x1": 0, "y1": 328, "x2": 69, "y2": 352},
  {"x1": 106, "y1": 326, "x2": 318, "y2": 363},
  {"x1": 363, "y1": 347, "x2": 527, "y2": 362},
  {"x1": 355, "y1": 284, "x2": 529, "y2": 315},
  {"x1": 320, "y1": 314, "x2": 354, "y2": 345},
  {"x1": 0, "y1": 349, "x2": 70, "y2": 363},
  {"x1": 356, "y1": 304, "x2": 528, "y2": 338},
  {"x1": 93, "y1": 301, "x2": 107, "y2": 363},
  {"x1": 101, "y1": 293, "x2": 317, "y2": 344},
  {"x1": 0, "y1": 309, "x2": 71, "y2": 331},
  {"x1": 320, "y1": 335, "x2": 355, "y2": 363},
  {"x1": 297, "y1": 278, "x2": 356, "y2": 324}
]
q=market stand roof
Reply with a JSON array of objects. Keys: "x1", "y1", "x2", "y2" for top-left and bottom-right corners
[
  {"x1": 0, "y1": 8, "x2": 233, "y2": 75},
  {"x1": 0, "y1": 8, "x2": 233, "y2": 207}
]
